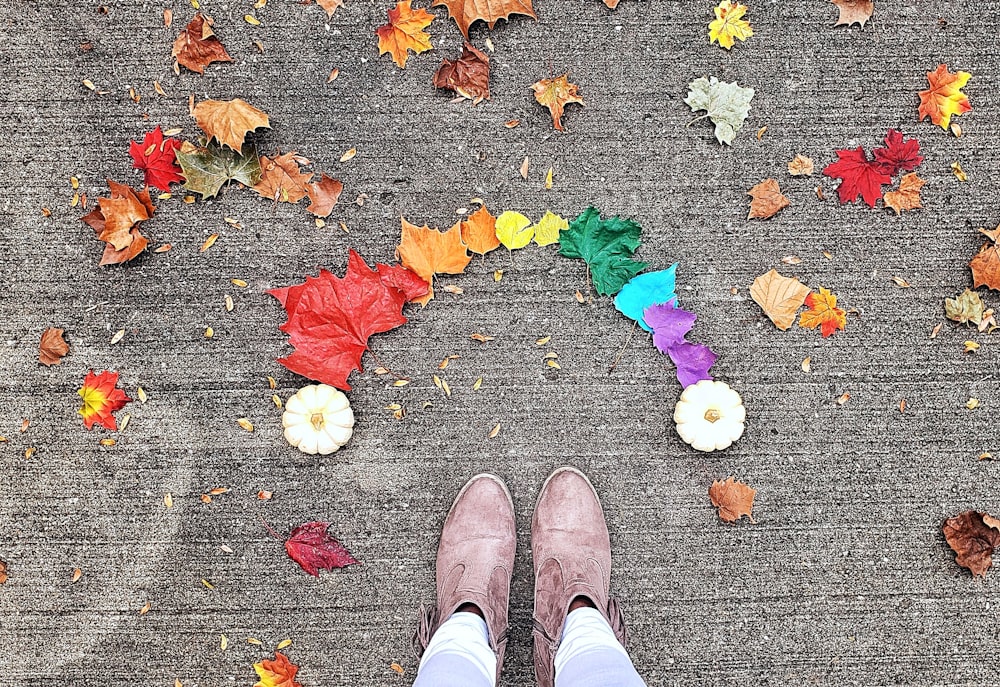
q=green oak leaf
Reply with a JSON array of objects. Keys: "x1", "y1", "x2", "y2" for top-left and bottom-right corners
[
  {"x1": 945, "y1": 288, "x2": 985, "y2": 326},
  {"x1": 559, "y1": 206, "x2": 648, "y2": 296},
  {"x1": 684, "y1": 76, "x2": 754, "y2": 146},
  {"x1": 175, "y1": 141, "x2": 262, "y2": 199}
]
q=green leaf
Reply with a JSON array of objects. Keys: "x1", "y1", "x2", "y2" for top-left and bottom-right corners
[
  {"x1": 175, "y1": 141, "x2": 262, "y2": 199},
  {"x1": 684, "y1": 76, "x2": 754, "y2": 145},
  {"x1": 559, "y1": 207, "x2": 648, "y2": 296}
]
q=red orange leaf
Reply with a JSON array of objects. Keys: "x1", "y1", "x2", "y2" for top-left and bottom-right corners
[
  {"x1": 78, "y1": 370, "x2": 131, "y2": 430},
  {"x1": 80, "y1": 181, "x2": 154, "y2": 266},
  {"x1": 822, "y1": 146, "x2": 891, "y2": 208},
  {"x1": 969, "y1": 226, "x2": 1000, "y2": 291},
  {"x1": 918, "y1": 64, "x2": 972, "y2": 131},
  {"x1": 433, "y1": 0, "x2": 535, "y2": 39},
  {"x1": 171, "y1": 12, "x2": 232, "y2": 74},
  {"x1": 285, "y1": 521, "x2": 360, "y2": 576},
  {"x1": 269, "y1": 250, "x2": 428, "y2": 390},
  {"x1": 376, "y1": 0, "x2": 433, "y2": 69},
  {"x1": 128, "y1": 126, "x2": 183, "y2": 191},
  {"x1": 253, "y1": 652, "x2": 303, "y2": 687},
  {"x1": 396, "y1": 218, "x2": 472, "y2": 306},
  {"x1": 799, "y1": 287, "x2": 846, "y2": 338}
]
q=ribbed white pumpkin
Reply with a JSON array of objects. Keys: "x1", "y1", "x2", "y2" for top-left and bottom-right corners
[
  {"x1": 282, "y1": 384, "x2": 355, "y2": 455},
  {"x1": 673, "y1": 380, "x2": 745, "y2": 452}
]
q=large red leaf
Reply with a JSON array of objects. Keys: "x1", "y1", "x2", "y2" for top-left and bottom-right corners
[
  {"x1": 285, "y1": 521, "x2": 359, "y2": 577},
  {"x1": 872, "y1": 129, "x2": 923, "y2": 176},
  {"x1": 269, "y1": 250, "x2": 428, "y2": 390},
  {"x1": 822, "y1": 146, "x2": 891, "y2": 208}
]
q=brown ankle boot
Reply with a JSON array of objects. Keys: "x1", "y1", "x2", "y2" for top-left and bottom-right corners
[
  {"x1": 531, "y1": 467, "x2": 628, "y2": 687},
  {"x1": 413, "y1": 474, "x2": 516, "y2": 682}
]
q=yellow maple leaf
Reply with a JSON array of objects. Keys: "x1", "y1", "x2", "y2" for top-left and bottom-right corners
[
  {"x1": 799, "y1": 287, "x2": 847, "y2": 338},
  {"x1": 530, "y1": 211, "x2": 568, "y2": 246},
  {"x1": 495, "y1": 211, "x2": 533, "y2": 250},
  {"x1": 918, "y1": 64, "x2": 972, "y2": 131},
  {"x1": 376, "y1": 0, "x2": 434, "y2": 69},
  {"x1": 709, "y1": 0, "x2": 753, "y2": 50}
]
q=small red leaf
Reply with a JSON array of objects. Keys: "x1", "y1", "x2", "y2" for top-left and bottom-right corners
[
  {"x1": 128, "y1": 126, "x2": 183, "y2": 191},
  {"x1": 872, "y1": 129, "x2": 923, "y2": 176},
  {"x1": 285, "y1": 521, "x2": 359, "y2": 576}
]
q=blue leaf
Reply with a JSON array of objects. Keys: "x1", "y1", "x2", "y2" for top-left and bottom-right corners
[{"x1": 613, "y1": 265, "x2": 679, "y2": 331}]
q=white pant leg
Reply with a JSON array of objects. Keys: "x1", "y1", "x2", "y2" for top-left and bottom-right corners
[
  {"x1": 554, "y1": 608, "x2": 646, "y2": 687},
  {"x1": 414, "y1": 612, "x2": 496, "y2": 687}
]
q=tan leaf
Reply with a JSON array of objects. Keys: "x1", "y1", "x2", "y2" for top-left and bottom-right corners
[
  {"x1": 750, "y1": 269, "x2": 811, "y2": 330},
  {"x1": 883, "y1": 173, "x2": 925, "y2": 215},
  {"x1": 787, "y1": 154, "x2": 814, "y2": 176},
  {"x1": 39, "y1": 328, "x2": 69, "y2": 366},
  {"x1": 747, "y1": 178, "x2": 790, "y2": 220},
  {"x1": 193, "y1": 98, "x2": 271, "y2": 151},
  {"x1": 531, "y1": 74, "x2": 583, "y2": 131},
  {"x1": 831, "y1": 0, "x2": 872, "y2": 27},
  {"x1": 253, "y1": 152, "x2": 313, "y2": 203},
  {"x1": 709, "y1": 477, "x2": 756, "y2": 523},
  {"x1": 317, "y1": 0, "x2": 344, "y2": 17},
  {"x1": 433, "y1": 0, "x2": 535, "y2": 39},
  {"x1": 306, "y1": 174, "x2": 344, "y2": 217}
]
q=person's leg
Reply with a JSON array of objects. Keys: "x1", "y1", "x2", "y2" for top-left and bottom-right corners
[
  {"x1": 413, "y1": 611, "x2": 495, "y2": 687},
  {"x1": 412, "y1": 474, "x2": 516, "y2": 686},
  {"x1": 531, "y1": 467, "x2": 646, "y2": 687},
  {"x1": 553, "y1": 606, "x2": 646, "y2": 687}
]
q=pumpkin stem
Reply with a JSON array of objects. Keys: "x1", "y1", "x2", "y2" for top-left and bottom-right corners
[
  {"x1": 704, "y1": 408, "x2": 722, "y2": 423},
  {"x1": 310, "y1": 412, "x2": 326, "y2": 430}
]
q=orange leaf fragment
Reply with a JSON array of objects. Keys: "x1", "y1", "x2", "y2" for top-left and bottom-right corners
[
  {"x1": 883, "y1": 173, "x2": 925, "y2": 215},
  {"x1": 193, "y1": 98, "x2": 270, "y2": 151},
  {"x1": 799, "y1": 287, "x2": 847, "y2": 338},
  {"x1": 460, "y1": 206, "x2": 500, "y2": 255},
  {"x1": 306, "y1": 174, "x2": 344, "y2": 217},
  {"x1": 39, "y1": 328, "x2": 69, "y2": 366},
  {"x1": 532, "y1": 74, "x2": 583, "y2": 131},
  {"x1": 433, "y1": 0, "x2": 535, "y2": 39},
  {"x1": 918, "y1": 64, "x2": 972, "y2": 131},
  {"x1": 969, "y1": 226, "x2": 1000, "y2": 291},
  {"x1": 831, "y1": 0, "x2": 872, "y2": 27},
  {"x1": 397, "y1": 218, "x2": 471, "y2": 306},
  {"x1": 171, "y1": 12, "x2": 233, "y2": 74},
  {"x1": 317, "y1": 0, "x2": 344, "y2": 18},
  {"x1": 746, "y1": 178, "x2": 790, "y2": 220},
  {"x1": 943, "y1": 510, "x2": 1000, "y2": 577},
  {"x1": 376, "y1": 0, "x2": 434, "y2": 69},
  {"x1": 254, "y1": 152, "x2": 313, "y2": 204},
  {"x1": 709, "y1": 477, "x2": 756, "y2": 523}
]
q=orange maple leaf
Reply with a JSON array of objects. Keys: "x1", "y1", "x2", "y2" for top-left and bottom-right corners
[
  {"x1": 253, "y1": 652, "x2": 303, "y2": 687},
  {"x1": 799, "y1": 287, "x2": 846, "y2": 337},
  {"x1": 433, "y1": 0, "x2": 536, "y2": 39},
  {"x1": 746, "y1": 178, "x2": 790, "y2": 220},
  {"x1": 918, "y1": 64, "x2": 972, "y2": 131},
  {"x1": 532, "y1": 74, "x2": 583, "y2": 131},
  {"x1": 460, "y1": 206, "x2": 500, "y2": 255},
  {"x1": 969, "y1": 226, "x2": 1000, "y2": 292},
  {"x1": 396, "y1": 218, "x2": 472, "y2": 306},
  {"x1": 709, "y1": 477, "x2": 756, "y2": 523},
  {"x1": 376, "y1": 0, "x2": 434, "y2": 69},
  {"x1": 254, "y1": 152, "x2": 313, "y2": 204},
  {"x1": 80, "y1": 180, "x2": 154, "y2": 266},
  {"x1": 78, "y1": 370, "x2": 131, "y2": 431},
  {"x1": 193, "y1": 98, "x2": 271, "y2": 151},
  {"x1": 883, "y1": 173, "x2": 925, "y2": 215}
]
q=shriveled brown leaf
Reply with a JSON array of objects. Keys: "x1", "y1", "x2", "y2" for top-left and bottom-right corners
[
  {"x1": 306, "y1": 174, "x2": 344, "y2": 217},
  {"x1": 831, "y1": 0, "x2": 873, "y2": 27},
  {"x1": 39, "y1": 328, "x2": 69, "y2": 366},
  {"x1": 433, "y1": 43, "x2": 490, "y2": 103},
  {"x1": 253, "y1": 152, "x2": 313, "y2": 203},
  {"x1": 970, "y1": 226, "x2": 1000, "y2": 291},
  {"x1": 172, "y1": 13, "x2": 233, "y2": 74},
  {"x1": 883, "y1": 173, "x2": 925, "y2": 215},
  {"x1": 943, "y1": 510, "x2": 1000, "y2": 577},
  {"x1": 787, "y1": 154, "x2": 814, "y2": 176},
  {"x1": 747, "y1": 178, "x2": 790, "y2": 220},
  {"x1": 193, "y1": 98, "x2": 270, "y2": 151},
  {"x1": 750, "y1": 269, "x2": 811, "y2": 331},
  {"x1": 531, "y1": 74, "x2": 583, "y2": 132},
  {"x1": 709, "y1": 477, "x2": 756, "y2": 523}
]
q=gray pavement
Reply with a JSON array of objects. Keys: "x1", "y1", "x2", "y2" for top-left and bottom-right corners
[{"x1": 1, "y1": 1, "x2": 999, "y2": 685}]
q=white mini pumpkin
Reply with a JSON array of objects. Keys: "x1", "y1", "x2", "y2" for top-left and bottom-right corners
[
  {"x1": 673, "y1": 380, "x2": 745, "y2": 452},
  {"x1": 282, "y1": 384, "x2": 355, "y2": 455}
]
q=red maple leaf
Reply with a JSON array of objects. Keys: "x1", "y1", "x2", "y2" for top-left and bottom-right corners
[
  {"x1": 78, "y1": 370, "x2": 131, "y2": 430},
  {"x1": 285, "y1": 522, "x2": 360, "y2": 577},
  {"x1": 129, "y1": 126, "x2": 183, "y2": 191},
  {"x1": 872, "y1": 129, "x2": 923, "y2": 176},
  {"x1": 269, "y1": 250, "x2": 428, "y2": 390},
  {"x1": 822, "y1": 146, "x2": 892, "y2": 208}
]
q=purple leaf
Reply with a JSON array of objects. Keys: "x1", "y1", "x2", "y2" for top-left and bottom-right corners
[
  {"x1": 645, "y1": 301, "x2": 696, "y2": 351},
  {"x1": 667, "y1": 341, "x2": 718, "y2": 387}
]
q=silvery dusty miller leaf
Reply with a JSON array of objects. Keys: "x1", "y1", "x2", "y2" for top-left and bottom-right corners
[
  {"x1": 175, "y1": 141, "x2": 262, "y2": 199},
  {"x1": 684, "y1": 76, "x2": 754, "y2": 145}
]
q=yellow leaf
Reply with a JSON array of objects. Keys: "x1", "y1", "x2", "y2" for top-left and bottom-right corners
[
  {"x1": 918, "y1": 64, "x2": 972, "y2": 131},
  {"x1": 709, "y1": 1, "x2": 753, "y2": 50},
  {"x1": 495, "y1": 211, "x2": 533, "y2": 250},
  {"x1": 530, "y1": 210, "x2": 568, "y2": 246}
]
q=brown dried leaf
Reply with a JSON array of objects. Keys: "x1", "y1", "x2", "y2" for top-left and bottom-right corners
[
  {"x1": 39, "y1": 328, "x2": 69, "y2": 366},
  {"x1": 254, "y1": 152, "x2": 313, "y2": 203},
  {"x1": 193, "y1": 98, "x2": 270, "y2": 151},
  {"x1": 433, "y1": 43, "x2": 490, "y2": 103},
  {"x1": 788, "y1": 154, "x2": 814, "y2": 176},
  {"x1": 943, "y1": 510, "x2": 1000, "y2": 577},
  {"x1": 970, "y1": 226, "x2": 1000, "y2": 291},
  {"x1": 747, "y1": 178, "x2": 790, "y2": 220},
  {"x1": 750, "y1": 269, "x2": 811, "y2": 331},
  {"x1": 317, "y1": 0, "x2": 344, "y2": 17},
  {"x1": 831, "y1": 0, "x2": 873, "y2": 27},
  {"x1": 305, "y1": 174, "x2": 344, "y2": 217},
  {"x1": 883, "y1": 173, "x2": 925, "y2": 215},
  {"x1": 531, "y1": 74, "x2": 583, "y2": 131},
  {"x1": 433, "y1": 0, "x2": 535, "y2": 39},
  {"x1": 709, "y1": 477, "x2": 756, "y2": 523},
  {"x1": 172, "y1": 13, "x2": 233, "y2": 74}
]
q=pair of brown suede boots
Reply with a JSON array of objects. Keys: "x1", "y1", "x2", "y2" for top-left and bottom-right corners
[{"x1": 413, "y1": 467, "x2": 628, "y2": 687}]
